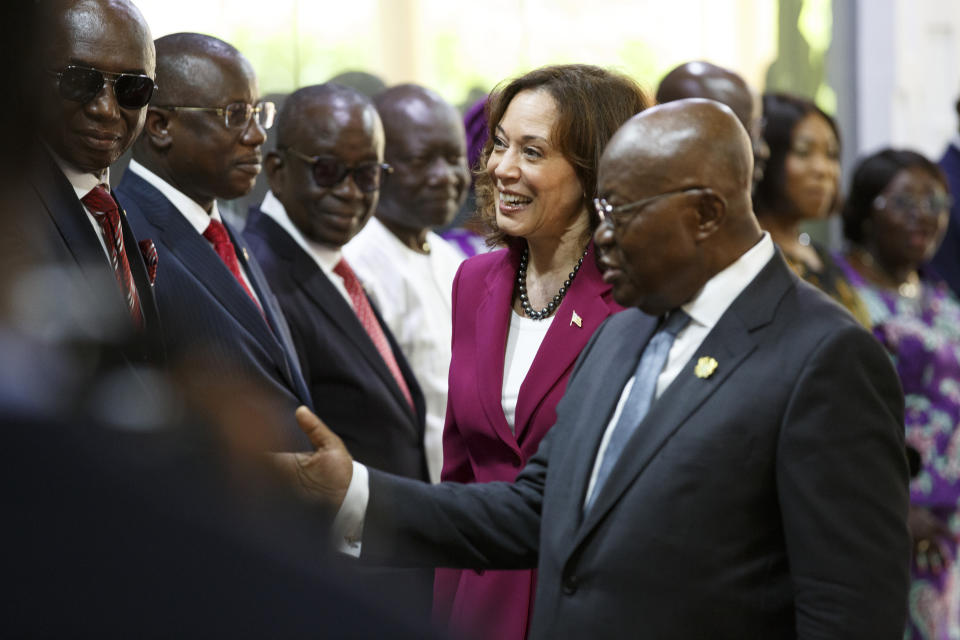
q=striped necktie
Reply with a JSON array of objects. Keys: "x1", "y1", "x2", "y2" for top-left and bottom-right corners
[
  {"x1": 81, "y1": 185, "x2": 144, "y2": 328},
  {"x1": 334, "y1": 258, "x2": 414, "y2": 410}
]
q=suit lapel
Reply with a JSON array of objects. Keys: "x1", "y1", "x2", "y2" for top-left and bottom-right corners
[
  {"x1": 229, "y1": 224, "x2": 311, "y2": 405},
  {"x1": 513, "y1": 242, "x2": 617, "y2": 441},
  {"x1": 572, "y1": 253, "x2": 795, "y2": 549},
  {"x1": 557, "y1": 310, "x2": 657, "y2": 538},
  {"x1": 474, "y1": 249, "x2": 522, "y2": 453},
  {"x1": 30, "y1": 149, "x2": 123, "y2": 305},
  {"x1": 269, "y1": 217, "x2": 416, "y2": 420}
]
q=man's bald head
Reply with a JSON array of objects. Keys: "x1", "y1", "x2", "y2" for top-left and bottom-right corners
[
  {"x1": 274, "y1": 84, "x2": 377, "y2": 154},
  {"x1": 606, "y1": 99, "x2": 754, "y2": 204},
  {"x1": 594, "y1": 99, "x2": 762, "y2": 314},
  {"x1": 657, "y1": 61, "x2": 769, "y2": 191},
  {"x1": 38, "y1": 0, "x2": 154, "y2": 173},
  {"x1": 374, "y1": 84, "x2": 457, "y2": 134},
  {"x1": 371, "y1": 84, "x2": 469, "y2": 237},
  {"x1": 41, "y1": 0, "x2": 153, "y2": 67},
  {"x1": 136, "y1": 32, "x2": 267, "y2": 210},
  {"x1": 656, "y1": 61, "x2": 753, "y2": 129},
  {"x1": 152, "y1": 33, "x2": 245, "y2": 106}
]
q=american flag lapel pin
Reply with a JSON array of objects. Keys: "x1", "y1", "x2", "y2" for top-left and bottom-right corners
[{"x1": 570, "y1": 310, "x2": 582, "y2": 328}]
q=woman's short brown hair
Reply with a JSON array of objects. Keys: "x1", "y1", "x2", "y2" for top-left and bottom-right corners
[{"x1": 474, "y1": 64, "x2": 649, "y2": 247}]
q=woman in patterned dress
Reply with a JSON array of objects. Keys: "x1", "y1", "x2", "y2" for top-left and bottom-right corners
[{"x1": 835, "y1": 148, "x2": 959, "y2": 640}]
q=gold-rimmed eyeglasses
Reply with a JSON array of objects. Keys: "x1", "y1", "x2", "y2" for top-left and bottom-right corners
[
  {"x1": 156, "y1": 100, "x2": 276, "y2": 130},
  {"x1": 594, "y1": 187, "x2": 709, "y2": 228}
]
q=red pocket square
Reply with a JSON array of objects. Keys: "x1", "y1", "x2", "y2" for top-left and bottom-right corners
[{"x1": 138, "y1": 239, "x2": 158, "y2": 286}]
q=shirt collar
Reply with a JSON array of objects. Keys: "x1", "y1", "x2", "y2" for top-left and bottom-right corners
[
  {"x1": 127, "y1": 159, "x2": 222, "y2": 234},
  {"x1": 260, "y1": 190, "x2": 341, "y2": 272},
  {"x1": 680, "y1": 231, "x2": 774, "y2": 330},
  {"x1": 48, "y1": 148, "x2": 109, "y2": 199}
]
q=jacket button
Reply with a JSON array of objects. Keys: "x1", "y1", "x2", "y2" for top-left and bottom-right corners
[{"x1": 562, "y1": 575, "x2": 578, "y2": 595}]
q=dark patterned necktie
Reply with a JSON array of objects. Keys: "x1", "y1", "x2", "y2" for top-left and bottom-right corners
[
  {"x1": 585, "y1": 310, "x2": 691, "y2": 511},
  {"x1": 334, "y1": 258, "x2": 414, "y2": 410},
  {"x1": 202, "y1": 219, "x2": 263, "y2": 314},
  {"x1": 81, "y1": 185, "x2": 144, "y2": 328}
]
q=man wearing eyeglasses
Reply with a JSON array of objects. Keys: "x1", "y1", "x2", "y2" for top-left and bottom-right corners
[
  {"x1": 276, "y1": 99, "x2": 910, "y2": 639},
  {"x1": 27, "y1": 0, "x2": 163, "y2": 362},
  {"x1": 244, "y1": 83, "x2": 433, "y2": 618},
  {"x1": 111, "y1": 32, "x2": 313, "y2": 449}
]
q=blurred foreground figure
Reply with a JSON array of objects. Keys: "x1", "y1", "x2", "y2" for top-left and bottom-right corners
[{"x1": 281, "y1": 99, "x2": 911, "y2": 640}]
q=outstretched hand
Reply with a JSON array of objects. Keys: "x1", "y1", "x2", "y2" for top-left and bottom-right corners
[{"x1": 272, "y1": 406, "x2": 354, "y2": 508}]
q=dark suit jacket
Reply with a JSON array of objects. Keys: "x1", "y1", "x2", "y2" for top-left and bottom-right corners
[
  {"x1": 244, "y1": 205, "x2": 428, "y2": 480},
  {"x1": 25, "y1": 145, "x2": 163, "y2": 365},
  {"x1": 362, "y1": 251, "x2": 911, "y2": 639},
  {"x1": 931, "y1": 142, "x2": 960, "y2": 294},
  {"x1": 435, "y1": 243, "x2": 622, "y2": 639},
  {"x1": 116, "y1": 171, "x2": 312, "y2": 449},
  {"x1": 245, "y1": 205, "x2": 433, "y2": 618}
]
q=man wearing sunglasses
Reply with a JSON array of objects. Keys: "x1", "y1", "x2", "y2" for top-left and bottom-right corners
[
  {"x1": 111, "y1": 33, "x2": 312, "y2": 449},
  {"x1": 244, "y1": 84, "x2": 433, "y2": 618},
  {"x1": 27, "y1": 0, "x2": 163, "y2": 362}
]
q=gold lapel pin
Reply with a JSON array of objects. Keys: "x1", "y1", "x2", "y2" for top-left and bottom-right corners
[
  {"x1": 694, "y1": 356, "x2": 718, "y2": 379},
  {"x1": 242, "y1": 247, "x2": 250, "y2": 261},
  {"x1": 570, "y1": 310, "x2": 583, "y2": 328}
]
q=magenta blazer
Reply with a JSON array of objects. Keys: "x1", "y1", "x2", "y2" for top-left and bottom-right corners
[{"x1": 435, "y1": 241, "x2": 623, "y2": 640}]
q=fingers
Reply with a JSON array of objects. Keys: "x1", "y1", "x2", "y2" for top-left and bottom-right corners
[{"x1": 295, "y1": 405, "x2": 336, "y2": 450}]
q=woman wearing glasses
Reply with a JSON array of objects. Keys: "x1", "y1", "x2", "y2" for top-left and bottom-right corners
[
  {"x1": 835, "y1": 149, "x2": 959, "y2": 640},
  {"x1": 433, "y1": 65, "x2": 646, "y2": 640},
  {"x1": 753, "y1": 93, "x2": 871, "y2": 325}
]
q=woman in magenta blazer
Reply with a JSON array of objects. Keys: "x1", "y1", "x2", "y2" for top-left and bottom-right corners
[{"x1": 434, "y1": 65, "x2": 649, "y2": 640}]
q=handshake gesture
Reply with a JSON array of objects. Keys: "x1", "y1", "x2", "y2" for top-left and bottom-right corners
[{"x1": 273, "y1": 407, "x2": 356, "y2": 508}]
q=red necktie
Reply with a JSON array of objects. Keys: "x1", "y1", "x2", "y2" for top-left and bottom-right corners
[
  {"x1": 202, "y1": 219, "x2": 263, "y2": 314},
  {"x1": 81, "y1": 185, "x2": 144, "y2": 328},
  {"x1": 334, "y1": 258, "x2": 414, "y2": 409}
]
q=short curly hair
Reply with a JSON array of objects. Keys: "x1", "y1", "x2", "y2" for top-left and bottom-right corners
[{"x1": 473, "y1": 64, "x2": 649, "y2": 247}]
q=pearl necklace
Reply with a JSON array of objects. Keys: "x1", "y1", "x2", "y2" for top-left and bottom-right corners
[{"x1": 517, "y1": 246, "x2": 589, "y2": 320}]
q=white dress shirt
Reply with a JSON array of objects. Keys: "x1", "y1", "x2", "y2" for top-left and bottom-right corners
[
  {"x1": 583, "y1": 232, "x2": 775, "y2": 504},
  {"x1": 343, "y1": 217, "x2": 464, "y2": 483},
  {"x1": 259, "y1": 191, "x2": 353, "y2": 308},
  {"x1": 126, "y1": 160, "x2": 262, "y2": 306},
  {"x1": 334, "y1": 232, "x2": 776, "y2": 555},
  {"x1": 501, "y1": 311, "x2": 555, "y2": 434}
]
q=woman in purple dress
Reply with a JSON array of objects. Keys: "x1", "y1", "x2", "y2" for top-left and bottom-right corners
[{"x1": 835, "y1": 148, "x2": 959, "y2": 639}]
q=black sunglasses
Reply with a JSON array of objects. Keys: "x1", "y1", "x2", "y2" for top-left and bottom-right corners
[
  {"x1": 284, "y1": 147, "x2": 392, "y2": 193},
  {"x1": 49, "y1": 65, "x2": 157, "y2": 110}
]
